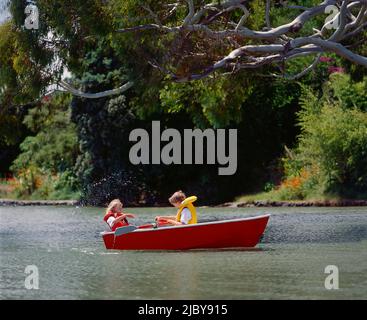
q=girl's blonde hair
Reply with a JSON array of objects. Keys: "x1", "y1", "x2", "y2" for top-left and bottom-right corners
[
  {"x1": 105, "y1": 199, "x2": 123, "y2": 215},
  {"x1": 169, "y1": 190, "x2": 186, "y2": 205}
]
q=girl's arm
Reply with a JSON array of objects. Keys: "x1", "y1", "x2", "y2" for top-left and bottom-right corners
[
  {"x1": 122, "y1": 213, "x2": 136, "y2": 218},
  {"x1": 114, "y1": 213, "x2": 136, "y2": 224}
]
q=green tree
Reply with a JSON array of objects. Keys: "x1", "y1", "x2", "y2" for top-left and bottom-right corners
[
  {"x1": 11, "y1": 94, "x2": 80, "y2": 199},
  {"x1": 280, "y1": 74, "x2": 367, "y2": 199}
]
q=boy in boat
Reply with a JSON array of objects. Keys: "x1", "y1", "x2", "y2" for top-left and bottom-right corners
[
  {"x1": 103, "y1": 199, "x2": 136, "y2": 232},
  {"x1": 155, "y1": 191, "x2": 198, "y2": 226}
]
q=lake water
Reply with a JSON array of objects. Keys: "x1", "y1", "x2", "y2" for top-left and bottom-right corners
[{"x1": 0, "y1": 206, "x2": 366, "y2": 300}]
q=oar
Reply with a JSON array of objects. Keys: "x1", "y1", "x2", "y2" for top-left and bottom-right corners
[{"x1": 114, "y1": 225, "x2": 137, "y2": 236}]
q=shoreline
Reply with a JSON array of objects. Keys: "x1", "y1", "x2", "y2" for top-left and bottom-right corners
[
  {"x1": 1, "y1": 198, "x2": 367, "y2": 207},
  {"x1": 0, "y1": 199, "x2": 80, "y2": 206},
  {"x1": 218, "y1": 199, "x2": 367, "y2": 208}
]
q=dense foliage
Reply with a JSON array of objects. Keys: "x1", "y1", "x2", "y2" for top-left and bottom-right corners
[
  {"x1": 1, "y1": 1, "x2": 367, "y2": 204},
  {"x1": 9, "y1": 94, "x2": 80, "y2": 199},
  {"x1": 276, "y1": 74, "x2": 367, "y2": 200}
]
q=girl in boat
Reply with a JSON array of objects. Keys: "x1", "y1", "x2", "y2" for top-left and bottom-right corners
[
  {"x1": 155, "y1": 191, "x2": 198, "y2": 226},
  {"x1": 103, "y1": 199, "x2": 136, "y2": 232}
]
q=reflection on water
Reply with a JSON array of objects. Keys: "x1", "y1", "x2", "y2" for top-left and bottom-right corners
[{"x1": 0, "y1": 206, "x2": 366, "y2": 299}]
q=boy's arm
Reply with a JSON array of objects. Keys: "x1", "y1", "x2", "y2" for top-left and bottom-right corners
[
  {"x1": 156, "y1": 217, "x2": 182, "y2": 226},
  {"x1": 155, "y1": 215, "x2": 177, "y2": 220},
  {"x1": 168, "y1": 220, "x2": 182, "y2": 225}
]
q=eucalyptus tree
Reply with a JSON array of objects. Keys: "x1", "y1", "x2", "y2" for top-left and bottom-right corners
[{"x1": 2, "y1": 1, "x2": 367, "y2": 100}]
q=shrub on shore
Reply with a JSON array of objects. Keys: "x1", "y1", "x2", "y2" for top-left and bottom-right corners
[
  {"x1": 271, "y1": 74, "x2": 367, "y2": 200},
  {"x1": 9, "y1": 95, "x2": 80, "y2": 200}
]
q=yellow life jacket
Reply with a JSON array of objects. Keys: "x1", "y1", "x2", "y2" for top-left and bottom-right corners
[{"x1": 176, "y1": 196, "x2": 198, "y2": 224}]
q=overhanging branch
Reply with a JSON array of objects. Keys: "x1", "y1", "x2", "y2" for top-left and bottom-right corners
[
  {"x1": 58, "y1": 80, "x2": 134, "y2": 99},
  {"x1": 50, "y1": 0, "x2": 367, "y2": 98}
]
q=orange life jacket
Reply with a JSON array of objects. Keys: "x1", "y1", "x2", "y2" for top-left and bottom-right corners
[{"x1": 103, "y1": 211, "x2": 129, "y2": 231}]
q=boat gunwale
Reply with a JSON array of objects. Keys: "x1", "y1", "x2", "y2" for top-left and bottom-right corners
[{"x1": 101, "y1": 214, "x2": 270, "y2": 236}]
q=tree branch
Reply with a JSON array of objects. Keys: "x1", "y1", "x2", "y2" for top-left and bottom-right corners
[
  {"x1": 265, "y1": 0, "x2": 271, "y2": 29},
  {"x1": 55, "y1": 0, "x2": 367, "y2": 98},
  {"x1": 58, "y1": 80, "x2": 134, "y2": 99}
]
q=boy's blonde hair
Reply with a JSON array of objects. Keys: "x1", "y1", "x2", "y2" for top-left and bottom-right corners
[
  {"x1": 106, "y1": 199, "x2": 123, "y2": 215},
  {"x1": 169, "y1": 190, "x2": 186, "y2": 205}
]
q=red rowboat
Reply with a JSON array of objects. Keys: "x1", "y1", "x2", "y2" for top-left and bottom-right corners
[{"x1": 101, "y1": 214, "x2": 270, "y2": 250}]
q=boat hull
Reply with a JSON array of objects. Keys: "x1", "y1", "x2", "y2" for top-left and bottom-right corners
[{"x1": 102, "y1": 214, "x2": 270, "y2": 251}]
